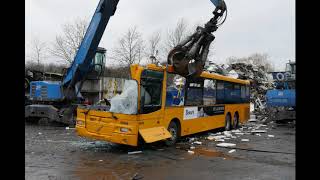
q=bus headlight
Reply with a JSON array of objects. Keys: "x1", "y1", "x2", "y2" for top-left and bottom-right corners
[
  {"x1": 120, "y1": 127, "x2": 129, "y2": 132},
  {"x1": 77, "y1": 120, "x2": 84, "y2": 126}
]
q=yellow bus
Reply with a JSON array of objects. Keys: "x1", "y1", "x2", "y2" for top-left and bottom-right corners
[{"x1": 76, "y1": 64, "x2": 250, "y2": 146}]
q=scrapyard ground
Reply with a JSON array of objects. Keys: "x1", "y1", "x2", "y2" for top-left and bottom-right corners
[{"x1": 25, "y1": 120, "x2": 295, "y2": 180}]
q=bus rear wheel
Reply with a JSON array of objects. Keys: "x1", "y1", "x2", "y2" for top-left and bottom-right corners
[
  {"x1": 165, "y1": 121, "x2": 179, "y2": 146},
  {"x1": 225, "y1": 113, "x2": 232, "y2": 131}
]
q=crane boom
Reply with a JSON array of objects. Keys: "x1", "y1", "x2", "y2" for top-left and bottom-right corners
[{"x1": 62, "y1": 0, "x2": 119, "y2": 99}]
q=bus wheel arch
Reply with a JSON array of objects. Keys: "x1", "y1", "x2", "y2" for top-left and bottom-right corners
[
  {"x1": 233, "y1": 111, "x2": 239, "y2": 129},
  {"x1": 225, "y1": 112, "x2": 232, "y2": 131},
  {"x1": 165, "y1": 118, "x2": 181, "y2": 146}
]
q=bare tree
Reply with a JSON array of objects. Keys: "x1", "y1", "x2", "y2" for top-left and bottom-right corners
[
  {"x1": 164, "y1": 18, "x2": 189, "y2": 53},
  {"x1": 147, "y1": 31, "x2": 161, "y2": 64},
  {"x1": 50, "y1": 18, "x2": 89, "y2": 65},
  {"x1": 110, "y1": 26, "x2": 145, "y2": 67},
  {"x1": 29, "y1": 37, "x2": 48, "y2": 71}
]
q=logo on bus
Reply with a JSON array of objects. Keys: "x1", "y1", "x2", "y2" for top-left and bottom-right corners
[{"x1": 184, "y1": 107, "x2": 198, "y2": 120}]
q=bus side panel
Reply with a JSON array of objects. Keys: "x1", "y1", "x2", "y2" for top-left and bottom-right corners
[
  {"x1": 163, "y1": 107, "x2": 186, "y2": 134},
  {"x1": 138, "y1": 110, "x2": 165, "y2": 129},
  {"x1": 164, "y1": 106, "x2": 226, "y2": 136},
  {"x1": 224, "y1": 104, "x2": 250, "y2": 125},
  {"x1": 240, "y1": 103, "x2": 250, "y2": 124}
]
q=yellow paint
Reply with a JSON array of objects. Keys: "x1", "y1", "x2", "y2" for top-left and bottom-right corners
[
  {"x1": 76, "y1": 64, "x2": 250, "y2": 146},
  {"x1": 139, "y1": 127, "x2": 172, "y2": 143}
]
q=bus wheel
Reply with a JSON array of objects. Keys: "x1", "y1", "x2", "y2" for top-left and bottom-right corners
[
  {"x1": 165, "y1": 121, "x2": 179, "y2": 146},
  {"x1": 233, "y1": 113, "x2": 239, "y2": 129},
  {"x1": 225, "y1": 113, "x2": 231, "y2": 131}
]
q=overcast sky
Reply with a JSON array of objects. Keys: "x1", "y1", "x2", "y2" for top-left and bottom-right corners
[{"x1": 25, "y1": 0, "x2": 295, "y2": 71}]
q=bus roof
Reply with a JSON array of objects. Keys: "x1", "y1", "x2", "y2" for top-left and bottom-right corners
[
  {"x1": 200, "y1": 71, "x2": 250, "y2": 85},
  {"x1": 143, "y1": 64, "x2": 250, "y2": 85}
]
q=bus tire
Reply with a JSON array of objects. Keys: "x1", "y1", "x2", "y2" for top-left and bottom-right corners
[
  {"x1": 225, "y1": 113, "x2": 232, "y2": 131},
  {"x1": 165, "y1": 121, "x2": 180, "y2": 146},
  {"x1": 233, "y1": 112, "x2": 239, "y2": 129}
]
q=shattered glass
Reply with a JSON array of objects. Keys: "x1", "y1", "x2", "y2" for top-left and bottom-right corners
[{"x1": 109, "y1": 80, "x2": 138, "y2": 114}]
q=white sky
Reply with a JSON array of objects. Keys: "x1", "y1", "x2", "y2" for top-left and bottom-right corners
[{"x1": 25, "y1": 0, "x2": 295, "y2": 71}]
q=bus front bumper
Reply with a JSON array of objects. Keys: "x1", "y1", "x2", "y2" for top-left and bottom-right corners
[{"x1": 76, "y1": 126, "x2": 138, "y2": 146}]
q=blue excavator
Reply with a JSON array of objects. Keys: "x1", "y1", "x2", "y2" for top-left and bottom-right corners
[{"x1": 25, "y1": 0, "x2": 227, "y2": 126}]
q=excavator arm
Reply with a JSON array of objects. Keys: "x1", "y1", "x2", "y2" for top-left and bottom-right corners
[
  {"x1": 61, "y1": 0, "x2": 226, "y2": 99},
  {"x1": 62, "y1": 0, "x2": 120, "y2": 100},
  {"x1": 168, "y1": 0, "x2": 227, "y2": 77}
]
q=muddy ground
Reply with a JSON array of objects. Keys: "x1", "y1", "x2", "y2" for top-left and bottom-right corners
[{"x1": 25, "y1": 121, "x2": 295, "y2": 180}]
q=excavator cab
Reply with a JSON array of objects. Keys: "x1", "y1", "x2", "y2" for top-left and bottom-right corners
[{"x1": 86, "y1": 47, "x2": 106, "y2": 80}]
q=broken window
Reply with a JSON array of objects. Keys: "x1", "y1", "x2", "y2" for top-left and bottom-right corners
[
  {"x1": 166, "y1": 73, "x2": 185, "y2": 106},
  {"x1": 109, "y1": 80, "x2": 138, "y2": 114},
  {"x1": 140, "y1": 70, "x2": 163, "y2": 114},
  {"x1": 203, "y1": 79, "x2": 216, "y2": 105}
]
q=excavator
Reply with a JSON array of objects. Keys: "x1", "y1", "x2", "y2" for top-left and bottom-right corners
[{"x1": 25, "y1": 0, "x2": 227, "y2": 126}]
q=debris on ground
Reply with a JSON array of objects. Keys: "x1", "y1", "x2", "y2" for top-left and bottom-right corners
[
  {"x1": 231, "y1": 129, "x2": 241, "y2": 133},
  {"x1": 188, "y1": 150, "x2": 195, "y2": 154},
  {"x1": 228, "y1": 149, "x2": 236, "y2": 153},
  {"x1": 38, "y1": 132, "x2": 42, "y2": 135},
  {"x1": 268, "y1": 135, "x2": 275, "y2": 138},
  {"x1": 215, "y1": 139, "x2": 225, "y2": 142},
  {"x1": 207, "y1": 136, "x2": 215, "y2": 140},
  {"x1": 128, "y1": 151, "x2": 143, "y2": 155},
  {"x1": 132, "y1": 173, "x2": 144, "y2": 180},
  {"x1": 251, "y1": 130, "x2": 267, "y2": 133},
  {"x1": 190, "y1": 146, "x2": 195, "y2": 150},
  {"x1": 216, "y1": 143, "x2": 236, "y2": 147},
  {"x1": 241, "y1": 139, "x2": 249, "y2": 142},
  {"x1": 235, "y1": 132, "x2": 244, "y2": 135},
  {"x1": 193, "y1": 141, "x2": 202, "y2": 145}
]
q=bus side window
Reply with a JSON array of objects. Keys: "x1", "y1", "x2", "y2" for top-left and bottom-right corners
[
  {"x1": 234, "y1": 84, "x2": 241, "y2": 103},
  {"x1": 241, "y1": 85, "x2": 246, "y2": 103},
  {"x1": 185, "y1": 79, "x2": 204, "y2": 106},
  {"x1": 216, "y1": 81, "x2": 224, "y2": 104},
  {"x1": 224, "y1": 82, "x2": 233, "y2": 104},
  {"x1": 165, "y1": 73, "x2": 185, "y2": 107},
  {"x1": 203, "y1": 79, "x2": 216, "y2": 105}
]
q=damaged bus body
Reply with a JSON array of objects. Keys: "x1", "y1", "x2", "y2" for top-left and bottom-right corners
[{"x1": 76, "y1": 64, "x2": 250, "y2": 146}]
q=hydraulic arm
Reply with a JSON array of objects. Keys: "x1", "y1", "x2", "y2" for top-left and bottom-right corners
[{"x1": 62, "y1": 0, "x2": 119, "y2": 101}]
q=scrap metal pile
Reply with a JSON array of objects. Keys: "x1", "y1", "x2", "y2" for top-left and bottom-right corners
[{"x1": 205, "y1": 61, "x2": 275, "y2": 120}]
